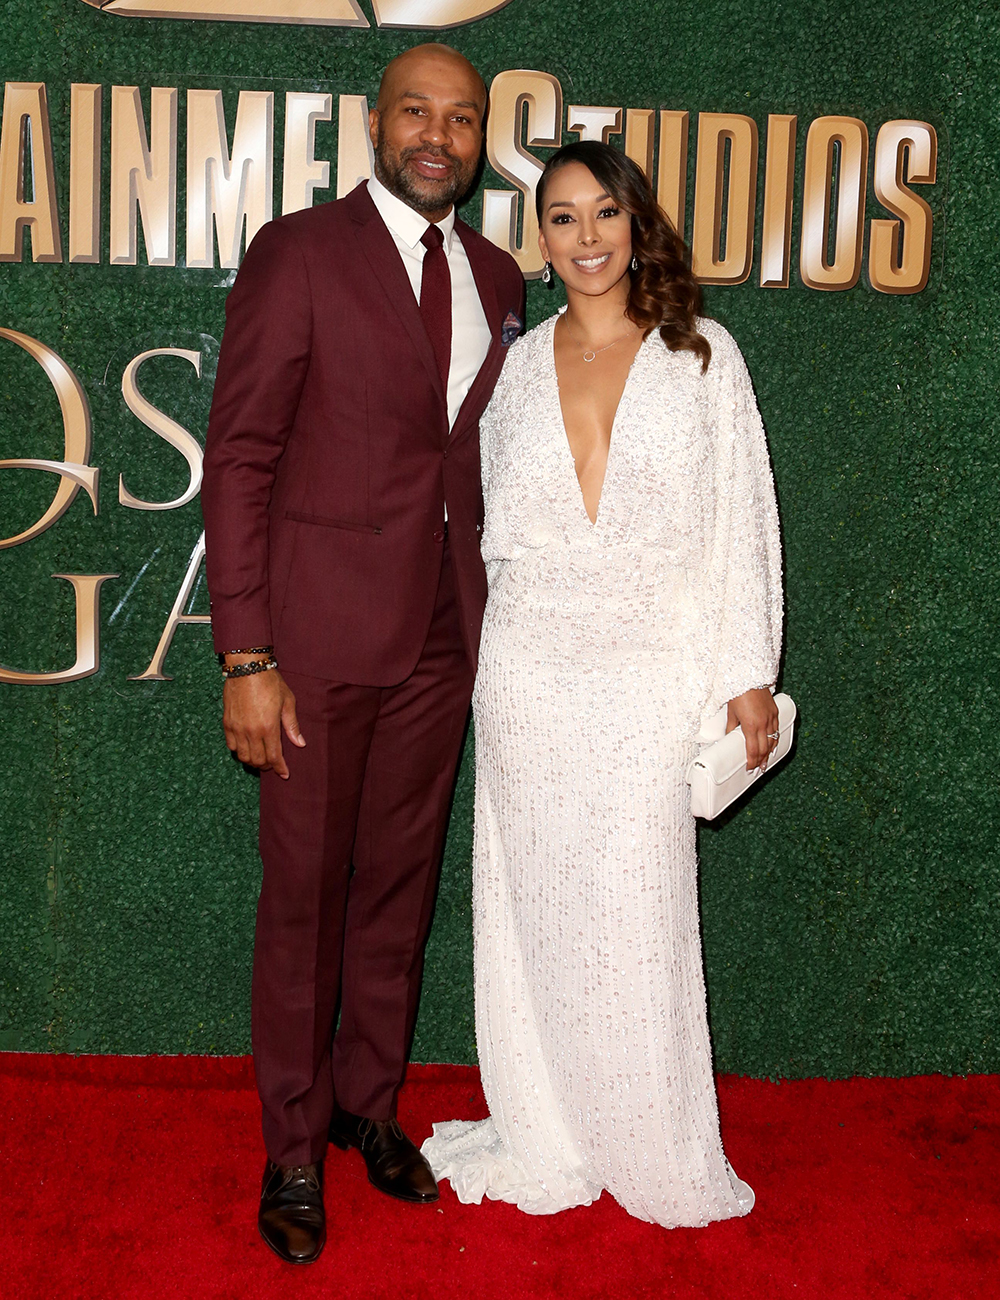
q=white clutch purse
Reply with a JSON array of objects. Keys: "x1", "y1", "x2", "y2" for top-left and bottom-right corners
[{"x1": 686, "y1": 693, "x2": 797, "y2": 820}]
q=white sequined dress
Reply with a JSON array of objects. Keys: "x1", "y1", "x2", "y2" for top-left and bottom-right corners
[{"x1": 421, "y1": 313, "x2": 782, "y2": 1227}]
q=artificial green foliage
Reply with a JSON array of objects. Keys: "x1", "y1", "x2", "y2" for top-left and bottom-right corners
[{"x1": 1, "y1": 0, "x2": 998, "y2": 1074}]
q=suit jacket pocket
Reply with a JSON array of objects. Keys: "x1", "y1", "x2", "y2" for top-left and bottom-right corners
[{"x1": 285, "y1": 509, "x2": 382, "y2": 535}]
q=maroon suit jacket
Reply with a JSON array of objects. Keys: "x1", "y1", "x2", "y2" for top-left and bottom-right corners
[{"x1": 201, "y1": 183, "x2": 525, "y2": 685}]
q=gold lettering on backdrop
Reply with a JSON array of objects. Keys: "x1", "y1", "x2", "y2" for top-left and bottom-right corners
[
  {"x1": 371, "y1": 0, "x2": 515, "y2": 26},
  {"x1": 109, "y1": 86, "x2": 178, "y2": 267},
  {"x1": 70, "y1": 85, "x2": 103, "y2": 264},
  {"x1": 0, "y1": 329, "x2": 99, "y2": 549},
  {"x1": 129, "y1": 533, "x2": 210, "y2": 681},
  {"x1": 282, "y1": 93, "x2": 332, "y2": 215},
  {"x1": 691, "y1": 113, "x2": 758, "y2": 285},
  {"x1": 623, "y1": 108, "x2": 654, "y2": 181},
  {"x1": 80, "y1": 0, "x2": 516, "y2": 26},
  {"x1": 0, "y1": 574, "x2": 119, "y2": 685},
  {"x1": 655, "y1": 110, "x2": 689, "y2": 239},
  {"x1": 79, "y1": 0, "x2": 370, "y2": 26},
  {"x1": 186, "y1": 89, "x2": 274, "y2": 269},
  {"x1": 869, "y1": 120, "x2": 937, "y2": 296},
  {"x1": 337, "y1": 95, "x2": 374, "y2": 199},
  {"x1": 483, "y1": 70, "x2": 563, "y2": 279},
  {"x1": 0, "y1": 76, "x2": 939, "y2": 288},
  {"x1": 759, "y1": 114, "x2": 797, "y2": 289},
  {"x1": 567, "y1": 106, "x2": 623, "y2": 144},
  {"x1": 800, "y1": 116, "x2": 869, "y2": 292},
  {"x1": 118, "y1": 349, "x2": 204, "y2": 510},
  {"x1": 0, "y1": 83, "x2": 63, "y2": 263}
]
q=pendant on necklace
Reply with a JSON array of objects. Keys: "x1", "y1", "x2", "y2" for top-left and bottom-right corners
[{"x1": 583, "y1": 351, "x2": 596, "y2": 362}]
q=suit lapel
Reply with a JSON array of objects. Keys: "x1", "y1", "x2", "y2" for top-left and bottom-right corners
[
  {"x1": 346, "y1": 188, "x2": 513, "y2": 444},
  {"x1": 450, "y1": 219, "x2": 506, "y2": 445},
  {"x1": 345, "y1": 185, "x2": 446, "y2": 405}
]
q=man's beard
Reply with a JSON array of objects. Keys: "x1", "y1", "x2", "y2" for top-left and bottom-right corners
[{"x1": 374, "y1": 138, "x2": 477, "y2": 215}]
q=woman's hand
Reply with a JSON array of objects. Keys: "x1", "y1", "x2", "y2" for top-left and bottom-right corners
[{"x1": 726, "y1": 688, "x2": 779, "y2": 772}]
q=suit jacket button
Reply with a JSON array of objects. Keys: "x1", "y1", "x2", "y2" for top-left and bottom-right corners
[{"x1": 433, "y1": 529, "x2": 445, "y2": 543}]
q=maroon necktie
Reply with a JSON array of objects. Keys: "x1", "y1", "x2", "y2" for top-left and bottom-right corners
[{"x1": 419, "y1": 224, "x2": 452, "y2": 392}]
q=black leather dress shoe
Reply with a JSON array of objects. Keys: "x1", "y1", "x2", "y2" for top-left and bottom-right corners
[
  {"x1": 329, "y1": 1107, "x2": 439, "y2": 1204},
  {"x1": 258, "y1": 1160, "x2": 326, "y2": 1264}
]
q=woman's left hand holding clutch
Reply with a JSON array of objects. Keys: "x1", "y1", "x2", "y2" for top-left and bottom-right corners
[{"x1": 726, "y1": 689, "x2": 780, "y2": 772}]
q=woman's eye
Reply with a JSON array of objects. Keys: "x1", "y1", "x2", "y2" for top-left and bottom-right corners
[
  {"x1": 551, "y1": 214, "x2": 573, "y2": 225},
  {"x1": 599, "y1": 205, "x2": 622, "y2": 218}
]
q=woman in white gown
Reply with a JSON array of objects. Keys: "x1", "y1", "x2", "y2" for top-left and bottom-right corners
[{"x1": 422, "y1": 142, "x2": 783, "y2": 1229}]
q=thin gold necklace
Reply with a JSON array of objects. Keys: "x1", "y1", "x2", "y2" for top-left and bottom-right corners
[{"x1": 563, "y1": 318, "x2": 637, "y2": 363}]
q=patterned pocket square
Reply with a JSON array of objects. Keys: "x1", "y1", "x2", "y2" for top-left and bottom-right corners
[{"x1": 501, "y1": 311, "x2": 524, "y2": 346}]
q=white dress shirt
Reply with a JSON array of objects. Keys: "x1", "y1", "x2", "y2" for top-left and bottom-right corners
[{"x1": 367, "y1": 174, "x2": 492, "y2": 432}]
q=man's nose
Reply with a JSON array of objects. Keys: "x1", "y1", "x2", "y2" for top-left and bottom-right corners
[{"x1": 420, "y1": 114, "x2": 452, "y2": 147}]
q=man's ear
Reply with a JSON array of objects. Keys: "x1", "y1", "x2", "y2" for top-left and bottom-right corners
[{"x1": 368, "y1": 108, "x2": 380, "y2": 149}]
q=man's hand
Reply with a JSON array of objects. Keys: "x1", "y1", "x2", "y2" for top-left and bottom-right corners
[
  {"x1": 222, "y1": 664, "x2": 304, "y2": 780},
  {"x1": 726, "y1": 688, "x2": 779, "y2": 773}
]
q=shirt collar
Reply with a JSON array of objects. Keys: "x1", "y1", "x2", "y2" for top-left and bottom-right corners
[{"x1": 367, "y1": 173, "x2": 456, "y2": 255}]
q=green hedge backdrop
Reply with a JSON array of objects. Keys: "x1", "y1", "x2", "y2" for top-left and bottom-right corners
[{"x1": 2, "y1": 0, "x2": 998, "y2": 1076}]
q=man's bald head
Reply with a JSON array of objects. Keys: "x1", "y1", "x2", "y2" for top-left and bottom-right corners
[
  {"x1": 376, "y1": 44, "x2": 487, "y2": 116},
  {"x1": 368, "y1": 43, "x2": 488, "y2": 221}
]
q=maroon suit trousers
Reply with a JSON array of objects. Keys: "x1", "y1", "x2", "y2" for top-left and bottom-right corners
[{"x1": 253, "y1": 542, "x2": 474, "y2": 1166}]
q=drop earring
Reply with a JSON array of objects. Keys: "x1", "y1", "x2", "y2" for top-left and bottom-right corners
[
  {"x1": 542, "y1": 260, "x2": 553, "y2": 285},
  {"x1": 630, "y1": 255, "x2": 639, "y2": 272}
]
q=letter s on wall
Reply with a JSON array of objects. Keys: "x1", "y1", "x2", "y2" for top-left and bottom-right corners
[{"x1": 118, "y1": 348, "x2": 204, "y2": 510}]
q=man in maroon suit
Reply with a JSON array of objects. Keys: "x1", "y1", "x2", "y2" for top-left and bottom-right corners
[{"x1": 201, "y1": 44, "x2": 524, "y2": 1264}]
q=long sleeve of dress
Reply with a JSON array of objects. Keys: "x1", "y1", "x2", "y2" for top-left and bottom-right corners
[{"x1": 700, "y1": 329, "x2": 783, "y2": 723}]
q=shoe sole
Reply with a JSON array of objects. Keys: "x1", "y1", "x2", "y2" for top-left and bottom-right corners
[{"x1": 329, "y1": 1131, "x2": 440, "y2": 1204}]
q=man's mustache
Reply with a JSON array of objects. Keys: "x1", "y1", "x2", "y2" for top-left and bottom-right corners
[{"x1": 400, "y1": 145, "x2": 460, "y2": 166}]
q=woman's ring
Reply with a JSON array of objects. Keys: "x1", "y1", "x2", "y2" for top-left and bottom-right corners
[{"x1": 767, "y1": 732, "x2": 779, "y2": 739}]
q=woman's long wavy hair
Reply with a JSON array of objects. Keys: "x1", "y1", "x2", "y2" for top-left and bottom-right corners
[{"x1": 535, "y1": 140, "x2": 711, "y2": 372}]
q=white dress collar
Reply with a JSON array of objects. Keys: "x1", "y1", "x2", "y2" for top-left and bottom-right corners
[{"x1": 367, "y1": 173, "x2": 456, "y2": 254}]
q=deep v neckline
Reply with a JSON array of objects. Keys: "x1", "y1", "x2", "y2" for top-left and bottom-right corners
[{"x1": 551, "y1": 315, "x2": 643, "y2": 529}]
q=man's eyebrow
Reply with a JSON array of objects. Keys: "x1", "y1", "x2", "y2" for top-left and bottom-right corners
[{"x1": 398, "y1": 91, "x2": 482, "y2": 111}]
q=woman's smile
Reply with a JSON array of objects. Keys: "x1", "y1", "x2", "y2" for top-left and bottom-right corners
[{"x1": 572, "y1": 252, "x2": 613, "y2": 272}]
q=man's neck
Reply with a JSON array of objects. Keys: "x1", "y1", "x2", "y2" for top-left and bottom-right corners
[{"x1": 370, "y1": 168, "x2": 453, "y2": 225}]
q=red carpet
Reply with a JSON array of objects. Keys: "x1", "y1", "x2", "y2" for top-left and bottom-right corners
[{"x1": 0, "y1": 1055, "x2": 996, "y2": 1300}]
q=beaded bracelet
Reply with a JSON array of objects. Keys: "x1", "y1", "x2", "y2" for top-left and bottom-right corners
[
  {"x1": 221, "y1": 658, "x2": 279, "y2": 680},
  {"x1": 217, "y1": 645, "x2": 273, "y2": 665}
]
